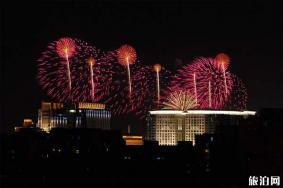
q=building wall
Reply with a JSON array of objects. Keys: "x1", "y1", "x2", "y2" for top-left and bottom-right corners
[
  {"x1": 147, "y1": 114, "x2": 207, "y2": 146},
  {"x1": 184, "y1": 115, "x2": 207, "y2": 145},
  {"x1": 85, "y1": 109, "x2": 111, "y2": 130},
  {"x1": 38, "y1": 102, "x2": 111, "y2": 131},
  {"x1": 145, "y1": 111, "x2": 255, "y2": 146}
]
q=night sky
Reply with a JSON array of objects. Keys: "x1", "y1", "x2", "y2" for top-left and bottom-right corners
[{"x1": 1, "y1": 0, "x2": 282, "y2": 133}]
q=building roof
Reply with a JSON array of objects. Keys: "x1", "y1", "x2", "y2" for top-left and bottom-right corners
[{"x1": 149, "y1": 110, "x2": 256, "y2": 116}]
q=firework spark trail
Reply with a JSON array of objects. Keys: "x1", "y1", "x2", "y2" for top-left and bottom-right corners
[
  {"x1": 208, "y1": 80, "x2": 211, "y2": 108},
  {"x1": 193, "y1": 73, "x2": 198, "y2": 105},
  {"x1": 154, "y1": 64, "x2": 161, "y2": 105},
  {"x1": 117, "y1": 45, "x2": 137, "y2": 100},
  {"x1": 88, "y1": 57, "x2": 95, "y2": 101},
  {"x1": 126, "y1": 57, "x2": 132, "y2": 97},
  {"x1": 65, "y1": 49, "x2": 72, "y2": 91},
  {"x1": 216, "y1": 53, "x2": 230, "y2": 95},
  {"x1": 156, "y1": 71, "x2": 160, "y2": 103},
  {"x1": 222, "y1": 63, "x2": 228, "y2": 94},
  {"x1": 105, "y1": 63, "x2": 144, "y2": 116},
  {"x1": 90, "y1": 64, "x2": 94, "y2": 101},
  {"x1": 73, "y1": 45, "x2": 114, "y2": 103},
  {"x1": 134, "y1": 65, "x2": 171, "y2": 117},
  {"x1": 56, "y1": 38, "x2": 76, "y2": 92},
  {"x1": 105, "y1": 62, "x2": 171, "y2": 118}
]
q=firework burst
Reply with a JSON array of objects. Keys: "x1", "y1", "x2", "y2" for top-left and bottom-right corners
[
  {"x1": 134, "y1": 65, "x2": 171, "y2": 118},
  {"x1": 215, "y1": 53, "x2": 230, "y2": 70},
  {"x1": 169, "y1": 57, "x2": 234, "y2": 109},
  {"x1": 117, "y1": 45, "x2": 137, "y2": 66},
  {"x1": 105, "y1": 61, "x2": 144, "y2": 115},
  {"x1": 105, "y1": 59, "x2": 171, "y2": 118},
  {"x1": 117, "y1": 45, "x2": 137, "y2": 98},
  {"x1": 56, "y1": 38, "x2": 76, "y2": 92},
  {"x1": 225, "y1": 74, "x2": 248, "y2": 110},
  {"x1": 38, "y1": 38, "x2": 249, "y2": 118},
  {"x1": 56, "y1": 38, "x2": 76, "y2": 58},
  {"x1": 164, "y1": 90, "x2": 197, "y2": 111},
  {"x1": 38, "y1": 38, "x2": 113, "y2": 103},
  {"x1": 215, "y1": 53, "x2": 230, "y2": 94}
]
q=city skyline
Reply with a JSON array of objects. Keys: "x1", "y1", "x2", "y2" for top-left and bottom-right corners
[
  {"x1": 1, "y1": 1, "x2": 282, "y2": 187},
  {"x1": 2, "y1": 0, "x2": 282, "y2": 133}
]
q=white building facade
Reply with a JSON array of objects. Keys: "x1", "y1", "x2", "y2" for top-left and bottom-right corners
[{"x1": 145, "y1": 110, "x2": 256, "y2": 146}]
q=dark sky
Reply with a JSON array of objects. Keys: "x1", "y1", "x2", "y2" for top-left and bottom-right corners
[{"x1": 1, "y1": 0, "x2": 283, "y2": 133}]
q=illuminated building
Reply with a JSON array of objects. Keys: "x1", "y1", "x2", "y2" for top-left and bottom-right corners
[
  {"x1": 37, "y1": 102, "x2": 111, "y2": 132},
  {"x1": 145, "y1": 110, "x2": 256, "y2": 146},
  {"x1": 14, "y1": 118, "x2": 37, "y2": 132},
  {"x1": 23, "y1": 119, "x2": 34, "y2": 127},
  {"x1": 123, "y1": 136, "x2": 143, "y2": 146}
]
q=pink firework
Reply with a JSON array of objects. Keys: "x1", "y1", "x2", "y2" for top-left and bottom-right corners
[
  {"x1": 117, "y1": 45, "x2": 137, "y2": 66},
  {"x1": 215, "y1": 53, "x2": 230, "y2": 70},
  {"x1": 215, "y1": 53, "x2": 230, "y2": 94},
  {"x1": 55, "y1": 38, "x2": 77, "y2": 92},
  {"x1": 38, "y1": 38, "x2": 113, "y2": 103},
  {"x1": 134, "y1": 65, "x2": 171, "y2": 118},
  {"x1": 56, "y1": 38, "x2": 76, "y2": 58},
  {"x1": 70, "y1": 42, "x2": 114, "y2": 102},
  {"x1": 105, "y1": 61, "x2": 144, "y2": 116},
  {"x1": 117, "y1": 45, "x2": 137, "y2": 98},
  {"x1": 153, "y1": 64, "x2": 162, "y2": 104},
  {"x1": 224, "y1": 74, "x2": 248, "y2": 110},
  {"x1": 88, "y1": 57, "x2": 96, "y2": 102},
  {"x1": 169, "y1": 57, "x2": 234, "y2": 109},
  {"x1": 105, "y1": 56, "x2": 171, "y2": 118}
]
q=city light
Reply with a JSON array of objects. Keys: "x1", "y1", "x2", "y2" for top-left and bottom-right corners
[{"x1": 149, "y1": 110, "x2": 256, "y2": 116}]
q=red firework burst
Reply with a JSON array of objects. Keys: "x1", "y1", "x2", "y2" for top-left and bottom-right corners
[
  {"x1": 215, "y1": 53, "x2": 230, "y2": 70},
  {"x1": 153, "y1": 64, "x2": 161, "y2": 72},
  {"x1": 56, "y1": 38, "x2": 76, "y2": 58},
  {"x1": 117, "y1": 45, "x2": 137, "y2": 66},
  {"x1": 169, "y1": 57, "x2": 234, "y2": 109}
]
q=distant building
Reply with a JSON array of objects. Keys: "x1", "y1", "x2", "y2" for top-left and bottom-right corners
[
  {"x1": 37, "y1": 102, "x2": 111, "y2": 132},
  {"x1": 14, "y1": 118, "x2": 36, "y2": 132},
  {"x1": 145, "y1": 110, "x2": 256, "y2": 146},
  {"x1": 23, "y1": 119, "x2": 34, "y2": 127},
  {"x1": 123, "y1": 136, "x2": 143, "y2": 146}
]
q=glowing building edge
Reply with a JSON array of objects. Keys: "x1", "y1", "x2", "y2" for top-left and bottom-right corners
[{"x1": 149, "y1": 110, "x2": 256, "y2": 116}]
